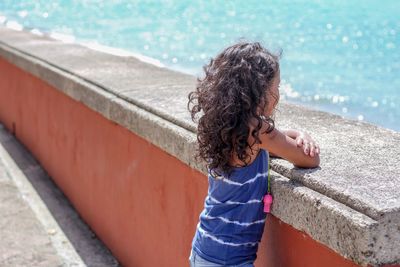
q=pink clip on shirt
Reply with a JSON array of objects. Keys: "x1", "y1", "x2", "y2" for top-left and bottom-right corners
[{"x1": 263, "y1": 194, "x2": 273, "y2": 213}]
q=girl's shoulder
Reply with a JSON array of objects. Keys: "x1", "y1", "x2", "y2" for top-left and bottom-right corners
[
  {"x1": 227, "y1": 149, "x2": 269, "y2": 176},
  {"x1": 228, "y1": 147, "x2": 268, "y2": 169},
  {"x1": 208, "y1": 149, "x2": 269, "y2": 183}
]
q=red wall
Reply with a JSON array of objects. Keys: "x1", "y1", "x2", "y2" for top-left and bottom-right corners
[{"x1": 0, "y1": 57, "x2": 380, "y2": 267}]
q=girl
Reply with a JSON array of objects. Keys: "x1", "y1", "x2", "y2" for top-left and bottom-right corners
[{"x1": 187, "y1": 41, "x2": 320, "y2": 267}]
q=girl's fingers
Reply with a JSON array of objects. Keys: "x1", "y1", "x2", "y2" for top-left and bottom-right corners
[
  {"x1": 310, "y1": 143, "x2": 315, "y2": 157},
  {"x1": 300, "y1": 139, "x2": 320, "y2": 156},
  {"x1": 303, "y1": 141, "x2": 309, "y2": 155},
  {"x1": 296, "y1": 137, "x2": 303, "y2": 147}
]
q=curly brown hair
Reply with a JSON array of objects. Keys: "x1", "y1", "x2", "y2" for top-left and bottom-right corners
[{"x1": 187, "y1": 41, "x2": 281, "y2": 178}]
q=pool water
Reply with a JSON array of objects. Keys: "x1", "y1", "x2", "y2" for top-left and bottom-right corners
[{"x1": 1, "y1": 1, "x2": 399, "y2": 131}]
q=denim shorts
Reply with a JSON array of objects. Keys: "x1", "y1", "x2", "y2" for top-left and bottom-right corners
[{"x1": 188, "y1": 249, "x2": 254, "y2": 267}]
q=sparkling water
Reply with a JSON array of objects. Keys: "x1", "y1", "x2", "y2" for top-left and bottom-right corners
[{"x1": 1, "y1": 1, "x2": 399, "y2": 131}]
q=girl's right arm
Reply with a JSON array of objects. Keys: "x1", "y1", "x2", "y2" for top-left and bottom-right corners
[{"x1": 260, "y1": 128, "x2": 320, "y2": 168}]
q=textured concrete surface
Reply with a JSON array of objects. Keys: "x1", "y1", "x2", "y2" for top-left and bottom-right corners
[
  {"x1": 0, "y1": 165, "x2": 63, "y2": 267},
  {"x1": 269, "y1": 170, "x2": 378, "y2": 265},
  {"x1": 1, "y1": 25, "x2": 399, "y2": 266},
  {"x1": 0, "y1": 123, "x2": 120, "y2": 266}
]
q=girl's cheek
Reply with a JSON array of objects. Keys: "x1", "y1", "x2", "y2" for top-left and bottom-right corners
[
  {"x1": 265, "y1": 102, "x2": 274, "y2": 116},
  {"x1": 264, "y1": 107, "x2": 272, "y2": 117}
]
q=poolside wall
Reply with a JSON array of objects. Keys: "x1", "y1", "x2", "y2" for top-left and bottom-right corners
[
  {"x1": 1, "y1": 26, "x2": 400, "y2": 267},
  {"x1": 0, "y1": 56, "x2": 365, "y2": 267}
]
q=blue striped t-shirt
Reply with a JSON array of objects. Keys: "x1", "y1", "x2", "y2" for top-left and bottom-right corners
[{"x1": 191, "y1": 148, "x2": 270, "y2": 265}]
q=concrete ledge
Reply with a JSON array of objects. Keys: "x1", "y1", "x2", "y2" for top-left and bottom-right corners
[
  {"x1": 270, "y1": 171, "x2": 377, "y2": 264},
  {"x1": 1, "y1": 26, "x2": 399, "y2": 266}
]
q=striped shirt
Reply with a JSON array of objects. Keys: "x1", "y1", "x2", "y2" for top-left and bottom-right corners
[{"x1": 191, "y1": 149, "x2": 270, "y2": 265}]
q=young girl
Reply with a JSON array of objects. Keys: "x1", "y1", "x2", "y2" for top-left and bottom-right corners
[{"x1": 187, "y1": 41, "x2": 320, "y2": 267}]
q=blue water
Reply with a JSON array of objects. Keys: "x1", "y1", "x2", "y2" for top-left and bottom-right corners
[{"x1": 1, "y1": 1, "x2": 399, "y2": 131}]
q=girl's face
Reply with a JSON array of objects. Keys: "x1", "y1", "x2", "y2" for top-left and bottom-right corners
[{"x1": 259, "y1": 70, "x2": 280, "y2": 117}]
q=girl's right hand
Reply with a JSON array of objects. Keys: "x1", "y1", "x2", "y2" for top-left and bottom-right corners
[{"x1": 295, "y1": 132, "x2": 320, "y2": 157}]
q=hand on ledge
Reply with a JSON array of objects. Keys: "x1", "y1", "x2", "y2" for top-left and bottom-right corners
[{"x1": 268, "y1": 129, "x2": 321, "y2": 168}]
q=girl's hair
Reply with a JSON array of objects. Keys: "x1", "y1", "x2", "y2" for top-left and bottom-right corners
[{"x1": 187, "y1": 40, "x2": 281, "y2": 178}]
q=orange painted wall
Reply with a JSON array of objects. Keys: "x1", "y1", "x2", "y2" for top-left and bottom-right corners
[{"x1": 0, "y1": 57, "x2": 388, "y2": 267}]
